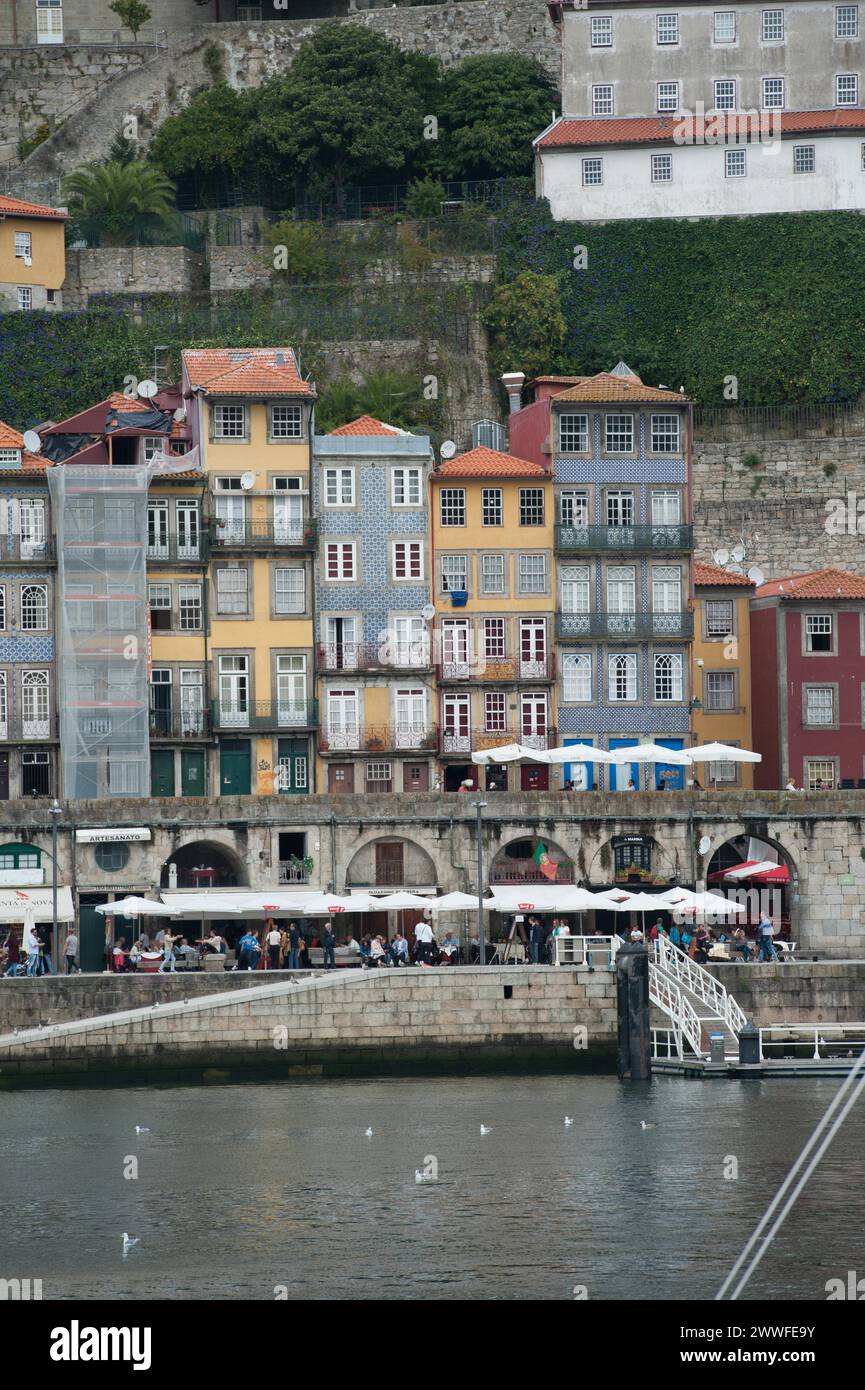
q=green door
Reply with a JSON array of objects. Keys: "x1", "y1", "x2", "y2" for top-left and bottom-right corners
[
  {"x1": 78, "y1": 899, "x2": 106, "y2": 974},
  {"x1": 220, "y1": 739, "x2": 251, "y2": 796},
  {"x1": 277, "y1": 739, "x2": 309, "y2": 794},
  {"x1": 151, "y1": 749, "x2": 175, "y2": 797},
  {"x1": 181, "y1": 748, "x2": 205, "y2": 797}
]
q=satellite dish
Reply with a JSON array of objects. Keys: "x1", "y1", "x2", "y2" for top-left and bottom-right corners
[
  {"x1": 22, "y1": 430, "x2": 41, "y2": 453},
  {"x1": 240, "y1": 471, "x2": 256, "y2": 490},
  {"x1": 747, "y1": 566, "x2": 765, "y2": 586},
  {"x1": 713, "y1": 548, "x2": 730, "y2": 566},
  {"x1": 731, "y1": 544, "x2": 745, "y2": 562},
  {"x1": 440, "y1": 440, "x2": 457, "y2": 460},
  {"x1": 137, "y1": 379, "x2": 158, "y2": 399},
  {"x1": 421, "y1": 603, "x2": 436, "y2": 621},
  {"x1": 698, "y1": 835, "x2": 713, "y2": 856},
  {"x1": 173, "y1": 407, "x2": 186, "y2": 423}
]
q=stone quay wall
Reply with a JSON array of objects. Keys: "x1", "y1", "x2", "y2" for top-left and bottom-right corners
[
  {"x1": 0, "y1": 966, "x2": 615, "y2": 1084},
  {"x1": 707, "y1": 961, "x2": 865, "y2": 1025},
  {"x1": 62, "y1": 246, "x2": 207, "y2": 310}
]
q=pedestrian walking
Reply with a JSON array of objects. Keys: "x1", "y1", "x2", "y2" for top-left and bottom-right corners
[
  {"x1": 237, "y1": 928, "x2": 261, "y2": 971},
  {"x1": 528, "y1": 916, "x2": 543, "y2": 964},
  {"x1": 159, "y1": 928, "x2": 179, "y2": 973},
  {"x1": 64, "y1": 928, "x2": 79, "y2": 974},
  {"x1": 288, "y1": 921, "x2": 300, "y2": 970},
  {"x1": 322, "y1": 920, "x2": 336, "y2": 970},
  {"x1": 266, "y1": 921, "x2": 281, "y2": 970},
  {"x1": 757, "y1": 914, "x2": 777, "y2": 962}
]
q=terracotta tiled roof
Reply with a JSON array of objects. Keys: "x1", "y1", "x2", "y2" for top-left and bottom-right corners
[
  {"x1": 694, "y1": 560, "x2": 754, "y2": 588},
  {"x1": 434, "y1": 446, "x2": 548, "y2": 478},
  {"x1": 536, "y1": 109, "x2": 865, "y2": 149},
  {"x1": 183, "y1": 348, "x2": 314, "y2": 397},
  {"x1": 0, "y1": 419, "x2": 49, "y2": 468},
  {"x1": 553, "y1": 371, "x2": 688, "y2": 403},
  {"x1": 0, "y1": 194, "x2": 67, "y2": 220},
  {"x1": 755, "y1": 567, "x2": 865, "y2": 600},
  {"x1": 527, "y1": 375, "x2": 592, "y2": 387},
  {"x1": 328, "y1": 415, "x2": 404, "y2": 436}
]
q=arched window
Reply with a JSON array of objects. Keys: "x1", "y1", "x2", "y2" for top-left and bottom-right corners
[
  {"x1": 608, "y1": 653, "x2": 637, "y2": 702},
  {"x1": 20, "y1": 584, "x2": 48, "y2": 631},
  {"x1": 562, "y1": 652, "x2": 592, "y2": 702},
  {"x1": 22, "y1": 670, "x2": 50, "y2": 737}
]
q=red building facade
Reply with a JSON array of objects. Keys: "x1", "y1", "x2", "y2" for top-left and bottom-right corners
[{"x1": 750, "y1": 568, "x2": 865, "y2": 791}]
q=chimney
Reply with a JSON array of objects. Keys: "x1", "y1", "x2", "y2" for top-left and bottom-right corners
[{"x1": 501, "y1": 371, "x2": 526, "y2": 415}]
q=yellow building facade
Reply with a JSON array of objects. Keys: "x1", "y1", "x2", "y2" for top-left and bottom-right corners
[
  {"x1": 0, "y1": 194, "x2": 66, "y2": 312},
  {"x1": 431, "y1": 447, "x2": 556, "y2": 793},
  {"x1": 692, "y1": 560, "x2": 755, "y2": 787}
]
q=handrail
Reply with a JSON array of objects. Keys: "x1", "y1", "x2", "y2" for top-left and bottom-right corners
[
  {"x1": 652, "y1": 935, "x2": 747, "y2": 1036},
  {"x1": 649, "y1": 966, "x2": 705, "y2": 1058},
  {"x1": 554, "y1": 933, "x2": 622, "y2": 967}
]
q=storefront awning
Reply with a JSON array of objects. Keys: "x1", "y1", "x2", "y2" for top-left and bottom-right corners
[
  {"x1": 486, "y1": 885, "x2": 601, "y2": 913},
  {"x1": 0, "y1": 887, "x2": 74, "y2": 922}
]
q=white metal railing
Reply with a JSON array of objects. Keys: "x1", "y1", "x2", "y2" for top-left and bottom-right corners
[
  {"x1": 758, "y1": 1024, "x2": 865, "y2": 1062},
  {"x1": 649, "y1": 967, "x2": 705, "y2": 1058},
  {"x1": 554, "y1": 933, "x2": 622, "y2": 968},
  {"x1": 652, "y1": 935, "x2": 747, "y2": 1037},
  {"x1": 651, "y1": 1027, "x2": 682, "y2": 1060}
]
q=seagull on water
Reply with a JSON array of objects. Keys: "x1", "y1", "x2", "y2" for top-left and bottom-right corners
[
  {"x1": 564, "y1": 1116, "x2": 574, "y2": 1127},
  {"x1": 640, "y1": 1120, "x2": 657, "y2": 1130},
  {"x1": 365, "y1": 1127, "x2": 373, "y2": 1137},
  {"x1": 122, "y1": 1233, "x2": 139, "y2": 1252},
  {"x1": 135, "y1": 1126, "x2": 150, "y2": 1134},
  {"x1": 415, "y1": 1170, "x2": 434, "y2": 1183},
  {"x1": 480, "y1": 1124, "x2": 491, "y2": 1136}
]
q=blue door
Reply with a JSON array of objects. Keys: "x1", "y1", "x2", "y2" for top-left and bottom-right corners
[
  {"x1": 563, "y1": 738, "x2": 595, "y2": 790},
  {"x1": 609, "y1": 738, "x2": 639, "y2": 791},
  {"x1": 655, "y1": 738, "x2": 685, "y2": 789}
]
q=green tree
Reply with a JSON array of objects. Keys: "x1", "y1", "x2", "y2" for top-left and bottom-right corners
[
  {"x1": 267, "y1": 219, "x2": 328, "y2": 281},
  {"x1": 149, "y1": 82, "x2": 254, "y2": 181},
  {"x1": 482, "y1": 270, "x2": 566, "y2": 381},
  {"x1": 109, "y1": 0, "x2": 152, "y2": 39},
  {"x1": 62, "y1": 161, "x2": 176, "y2": 247},
  {"x1": 315, "y1": 371, "x2": 433, "y2": 434},
  {"x1": 107, "y1": 126, "x2": 138, "y2": 166},
  {"x1": 405, "y1": 177, "x2": 446, "y2": 220},
  {"x1": 247, "y1": 24, "x2": 443, "y2": 199},
  {"x1": 435, "y1": 55, "x2": 559, "y2": 179}
]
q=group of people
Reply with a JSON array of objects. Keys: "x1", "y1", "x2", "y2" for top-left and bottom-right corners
[
  {"x1": 630, "y1": 915, "x2": 782, "y2": 963},
  {"x1": 1, "y1": 924, "x2": 78, "y2": 977}
]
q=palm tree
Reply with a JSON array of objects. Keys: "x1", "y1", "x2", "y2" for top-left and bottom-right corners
[{"x1": 62, "y1": 161, "x2": 176, "y2": 247}]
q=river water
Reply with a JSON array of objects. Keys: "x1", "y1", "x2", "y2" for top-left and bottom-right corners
[{"x1": 1, "y1": 1074, "x2": 862, "y2": 1301}]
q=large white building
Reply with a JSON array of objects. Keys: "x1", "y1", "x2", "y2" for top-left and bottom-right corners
[{"x1": 537, "y1": 0, "x2": 865, "y2": 219}]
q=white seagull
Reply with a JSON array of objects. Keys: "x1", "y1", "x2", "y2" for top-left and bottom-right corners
[
  {"x1": 134, "y1": 1125, "x2": 150, "y2": 1134},
  {"x1": 122, "y1": 1233, "x2": 139, "y2": 1252},
  {"x1": 640, "y1": 1120, "x2": 657, "y2": 1130},
  {"x1": 564, "y1": 1116, "x2": 574, "y2": 1127},
  {"x1": 365, "y1": 1127, "x2": 373, "y2": 1137},
  {"x1": 415, "y1": 1170, "x2": 434, "y2": 1183},
  {"x1": 480, "y1": 1124, "x2": 491, "y2": 1136}
]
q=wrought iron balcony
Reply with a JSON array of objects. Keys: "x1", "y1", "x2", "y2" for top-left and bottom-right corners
[
  {"x1": 0, "y1": 535, "x2": 55, "y2": 564},
  {"x1": 318, "y1": 724, "x2": 439, "y2": 754},
  {"x1": 317, "y1": 641, "x2": 432, "y2": 673},
  {"x1": 490, "y1": 861, "x2": 576, "y2": 884},
  {"x1": 146, "y1": 533, "x2": 207, "y2": 564},
  {"x1": 437, "y1": 653, "x2": 555, "y2": 682},
  {"x1": 210, "y1": 518, "x2": 317, "y2": 551},
  {"x1": 555, "y1": 523, "x2": 693, "y2": 553},
  {"x1": 211, "y1": 699, "x2": 318, "y2": 732},
  {"x1": 278, "y1": 861, "x2": 312, "y2": 884},
  {"x1": 149, "y1": 709, "x2": 211, "y2": 739},
  {"x1": 556, "y1": 611, "x2": 694, "y2": 639},
  {"x1": 439, "y1": 726, "x2": 555, "y2": 756}
]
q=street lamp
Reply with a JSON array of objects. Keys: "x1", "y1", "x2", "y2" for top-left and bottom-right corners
[
  {"x1": 49, "y1": 797, "x2": 62, "y2": 965},
  {"x1": 472, "y1": 796, "x2": 488, "y2": 966}
]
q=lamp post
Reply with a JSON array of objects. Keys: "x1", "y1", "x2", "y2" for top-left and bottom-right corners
[
  {"x1": 49, "y1": 797, "x2": 62, "y2": 966},
  {"x1": 472, "y1": 796, "x2": 488, "y2": 966}
]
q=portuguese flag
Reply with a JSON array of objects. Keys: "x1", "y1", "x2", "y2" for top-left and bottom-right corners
[{"x1": 533, "y1": 841, "x2": 558, "y2": 881}]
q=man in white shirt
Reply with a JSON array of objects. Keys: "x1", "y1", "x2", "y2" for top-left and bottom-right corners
[
  {"x1": 25, "y1": 923, "x2": 42, "y2": 976},
  {"x1": 414, "y1": 918, "x2": 435, "y2": 964},
  {"x1": 266, "y1": 925, "x2": 282, "y2": 970}
]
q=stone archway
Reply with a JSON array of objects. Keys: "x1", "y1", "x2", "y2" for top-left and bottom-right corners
[
  {"x1": 489, "y1": 835, "x2": 575, "y2": 885},
  {"x1": 704, "y1": 831, "x2": 797, "y2": 937},
  {"x1": 587, "y1": 834, "x2": 679, "y2": 888},
  {"x1": 345, "y1": 836, "x2": 437, "y2": 891},
  {"x1": 160, "y1": 839, "x2": 247, "y2": 890}
]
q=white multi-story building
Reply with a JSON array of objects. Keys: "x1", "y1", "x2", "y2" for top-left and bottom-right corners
[{"x1": 537, "y1": 0, "x2": 865, "y2": 219}]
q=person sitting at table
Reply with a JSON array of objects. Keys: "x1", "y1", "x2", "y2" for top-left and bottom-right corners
[
  {"x1": 198, "y1": 929, "x2": 225, "y2": 955},
  {"x1": 388, "y1": 932, "x2": 409, "y2": 967},
  {"x1": 112, "y1": 936, "x2": 129, "y2": 973},
  {"x1": 369, "y1": 935, "x2": 388, "y2": 967},
  {"x1": 440, "y1": 929, "x2": 460, "y2": 964}
]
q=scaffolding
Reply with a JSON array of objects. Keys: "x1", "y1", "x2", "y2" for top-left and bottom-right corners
[{"x1": 48, "y1": 464, "x2": 153, "y2": 801}]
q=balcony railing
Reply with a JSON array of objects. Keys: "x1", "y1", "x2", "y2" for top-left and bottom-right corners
[
  {"x1": 211, "y1": 700, "x2": 318, "y2": 732},
  {"x1": 0, "y1": 714, "x2": 58, "y2": 741},
  {"x1": 149, "y1": 709, "x2": 210, "y2": 739},
  {"x1": 319, "y1": 724, "x2": 439, "y2": 754},
  {"x1": 0, "y1": 536, "x2": 55, "y2": 564},
  {"x1": 146, "y1": 533, "x2": 206, "y2": 564},
  {"x1": 317, "y1": 641, "x2": 432, "y2": 673},
  {"x1": 211, "y1": 519, "x2": 317, "y2": 551},
  {"x1": 439, "y1": 727, "x2": 555, "y2": 755},
  {"x1": 278, "y1": 862, "x2": 312, "y2": 885},
  {"x1": 555, "y1": 523, "x2": 693, "y2": 552},
  {"x1": 438, "y1": 653, "x2": 555, "y2": 682},
  {"x1": 490, "y1": 861, "x2": 576, "y2": 884},
  {"x1": 557, "y1": 611, "x2": 694, "y2": 639}
]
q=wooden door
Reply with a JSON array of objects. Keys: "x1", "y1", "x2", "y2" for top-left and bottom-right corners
[
  {"x1": 328, "y1": 763, "x2": 354, "y2": 794},
  {"x1": 403, "y1": 762, "x2": 429, "y2": 792},
  {"x1": 375, "y1": 841, "x2": 404, "y2": 887}
]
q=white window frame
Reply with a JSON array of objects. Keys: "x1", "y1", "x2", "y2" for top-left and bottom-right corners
[
  {"x1": 481, "y1": 553, "x2": 506, "y2": 595},
  {"x1": 761, "y1": 76, "x2": 785, "y2": 108},
  {"x1": 705, "y1": 599, "x2": 734, "y2": 637},
  {"x1": 804, "y1": 685, "x2": 835, "y2": 727},
  {"x1": 324, "y1": 467, "x2": 355, "y2": 508},
  {"x1": 518, "y1": 554, "x2": 547, "y2": 595},
  {"x1": 761, "y1": 8, "x2": 785, "y2": 41},
  {"x1": 706, "y1": 670, "x2": 737, "y2": 710},
  {"x1": 714, "y1": 78, "x2": 737, "y2": 110},
  {"x1": 582, "y1": 157, "x2": 604, "y2": 186},
  {"x1": 213, "y1": 404, "x2": 246, "y2": 440},
  {"x1": 657, "y1": 81, "x2": 680, "y2": 113},
  {"x1": 651, "y1": 490, "x2": 681, "y2": 524},
  {"x1": 17, "y1": 286, "x2": 32, "y2": 311},
  {"x1": 559, "y1": 414, "x2": 589, "y2": 452},
  {"x1": 391, "y1": 467, "x2": 422, "y2": 507},
  {"x1": 178, "y1": 582, "x2": 202, "y2": 631},
  {"x1": 519, "y1": 487, "x2": 545, "y2": 527},
  {"x1": 562, "y1": 652, "x2": 593, "y2": 703},
  {"x1": 713, "y1": 10, "x2": 736, "y2": 42},
  {"x1": 14, "y1": 231, "x2": 31, "y2": 259},
  {"x1": 652, "y1": 152, "x2": 673, "y2": 182},
  {"x1": 725, "y1": 148, "x2": 747, "y2": 177},
  {"x1": 274, "y1": 567, "x2": 305, "y2": 614},
  {"x1": 836, "y1": 5, "x2": 859, "y2": 38},
  {"x1": 215, "y1": 568, "x2": 248, "y2": 615},
  {"x1": 591, "y1": 15, "x2": 613, "y2": 46},
  {"x1": 653, "y1": 652, "x2": 684, "y2": 702},
  {"x1": 836, "y1": 72, "x2": 860, "y2": 103},
  {"x1": 592, "y1": 84, "x2": 614, "y2": 116},
  {"x1": 439, "y1": 488, "x2": 466, "y2": 527},
  {"x1": 608, "y1": 652, "x2": 638, "y2": 702},
  {"x1": 657, "y1": 13, "x2": 679, "y2": 44},
  {"x1": 482, "y1": 487, "x2": 503, "y2": 527},
  {"x1": 440, "y1": 554, "x2": 468, "y2": 594},
  {"x1": 651, "y1": 414, "x2": 680, "y2": 453},
  {"x1": 806, "y1": 758, "x2": 837, "y2": 790},
  {"x1": 392, "y1": 540, "x2": 423, "y2": 582},
  {"x1": 794, "y1": 143, "x2": 816, "y2": 173},
  {"x1": 20, "y1": 582, "x2": 48, "y2": 631},
  {"x1": 325, "y1": 542, "x2": 356, "y2": 581},
  {"x1": 269, "y1": 404, "x2": 303, "y2": 440},
  {"x1": 604, "y1": 414, "x2": 634, "y2": 453}
]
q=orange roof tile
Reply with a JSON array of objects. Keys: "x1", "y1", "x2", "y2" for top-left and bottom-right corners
[
  {"x1": 0, "y1": 419, "x2": 49, "y2": 468},
  {"x1": 183, "y1": 348, "x2": 314, "y2": 398},
  {"x1": 536, "y1": 109, "x2": 865, "y2": 149},
  {"x1": 553, "y1": 371, "x2": 689, "y2": 403},
  {"x1": 694, "y1": 560, "x2": 754, "y2": 588},
  {"x1": 328, "y1": 415, "x2": 403, "y2": 436},
  {"x1": 434, "y1": 446, "x2": 548, "y2": 478},
  {"x1": 0, "y1": 194, "x2": 68, "y2": 221},
  {"x1": 755, "y1": 567, "x2": 865, "y2": 600}
]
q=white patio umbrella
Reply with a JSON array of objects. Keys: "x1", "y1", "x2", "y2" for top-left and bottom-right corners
[
  {"x1": 612, "y1": 743, "x2": 693, "y2": 766},
  {"x1": 298, "y1": 892, "x2": 379, "y2": 916},
  {"x1": 96, "y1": 896, "x2": 176, "y2": 917},
  {"x1": 545, "y1": 744, "x2": 617, "y2": 764},
  {"x1": 373, "y1": 892, "x2": 432, "y2": 911},
  {"x1": 471, "y1": 743, "x2": 551, "y2": 765},
  {"x1": 690, "y1": 892, "x2": 747, "y2": 916},
  {"x1": 687, "y1": 742, "x2": 761, "y2": 764},
  {"x1": 426, "y1": 892, "x2": 495, "y2": 912}
]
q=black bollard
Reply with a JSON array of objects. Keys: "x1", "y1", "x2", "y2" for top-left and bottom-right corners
[
  {"x1": 738, "y1": 1022, "x2": 761, "y2": 1066},
  {"x1": 616, "y1": 944, "x2": 652, "y2": 1081}
]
